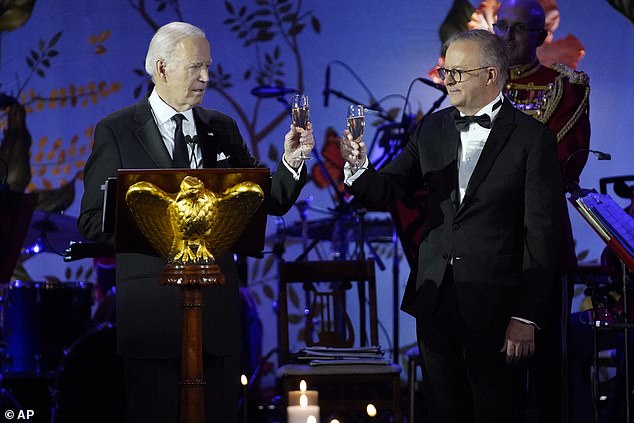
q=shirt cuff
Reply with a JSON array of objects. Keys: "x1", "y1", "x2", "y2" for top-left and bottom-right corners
[
  {"x1": 282, "y1": 155, "x2": 303, "y2": 181},
  {"x1": 511, "y1": 316, "x2": 540, "y2": 330},
  {"x1": 343, "y1": 158, "x2": 369, "y2": 185}
]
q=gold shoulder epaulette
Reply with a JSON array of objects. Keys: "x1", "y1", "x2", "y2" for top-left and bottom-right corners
[{"x1": 551, "y1": 63, "x2": 589, "y2": 86}]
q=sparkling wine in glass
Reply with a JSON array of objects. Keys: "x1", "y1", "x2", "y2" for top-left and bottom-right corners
[
  {"x1": 347, "y1": 104, "x2": 365, "y2": 166},
  {"x1": 291, "y1": 94, "x2": 311, "y2": 161}
]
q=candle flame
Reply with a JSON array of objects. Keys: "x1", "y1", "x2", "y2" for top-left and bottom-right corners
[
  {"x1": 300, "y1": 393, "x2": 308, "y2": 408},
  {"x1": 306, "y1": 416, "x2": 317, "y2": 423},
  {"x1": 240, "y1": 374, "x2": 248, "y2": 386},
  {"x1": 366, "y1": 403, "x2": 377, "y2": 417},
  {"x1": 300, "y1": 379, "x2": 307, "y2": 392}
]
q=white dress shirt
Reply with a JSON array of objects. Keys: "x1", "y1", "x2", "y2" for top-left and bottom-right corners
[
  {"x1": 457, "y1": 92, "x2": 504, "y2": 203},
  {"x1": 149, "y1": 88, "x2": 303, "y2": 178},
  {"x1": 149, "y1": 88, "x2": 202, "y2": 169}
]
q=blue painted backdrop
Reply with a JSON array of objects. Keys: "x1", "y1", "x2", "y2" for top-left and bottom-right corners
[{"x1": 2, "y1": 0, "x2": 633, "y2": 368}]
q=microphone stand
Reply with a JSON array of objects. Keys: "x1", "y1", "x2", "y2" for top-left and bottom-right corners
[
  {"x1": 356, "y1": 206, "x2": 369, "y2": 346},
  {"x1": 620, "y1": 262, "x2": 631, "y2": 423},
  {"x1": 563, "y1": 148, "x2": 611, "y2": 193},
  {"x1": 326, "y1": 88, "x2": 394, "y2": 122},
  {"x1": 372, "y1": 78, "x2": 447, "y2": 169},
  {"x1": 425, "y1": 92, "x2": 448, "y2": 117},
  {"x1": 294, "y1": 200, "x2": 353, "y2": 262},
  {"x1": 310, "y1": 142, "x2": 348, "y2": 206}
]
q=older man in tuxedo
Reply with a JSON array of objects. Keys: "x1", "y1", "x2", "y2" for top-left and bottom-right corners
[
  {"x1": 79, "y1": 22, "x2": 313, "y2": 423},
  {"x1": 341, "y1": 29, "x2": 563, "y2": 422}
]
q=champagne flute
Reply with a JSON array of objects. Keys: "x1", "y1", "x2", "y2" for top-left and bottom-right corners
[
  {"x1": 346, "y1": 104, "x2": 365, "y2": 167},
  {"x1": 291, "y1": 94, "x2": 311, "y2": 161}
]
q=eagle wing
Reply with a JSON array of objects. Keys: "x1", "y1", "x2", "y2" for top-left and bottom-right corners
[
  {"x1": 125, "y1": 181, "x2": 176, "y2": 258},
  {"x1": 206, "y1": 181, "x2": 264, "y2": 258}
]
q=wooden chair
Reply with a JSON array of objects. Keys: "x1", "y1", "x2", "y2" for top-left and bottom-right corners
[{"x1": 277, "y1": 259, "x2": 402, "y2": 422}]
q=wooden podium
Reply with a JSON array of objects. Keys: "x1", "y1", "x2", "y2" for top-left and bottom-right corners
[{"x1": 113, "y1": 168, "x2": 270, "y2": 423}]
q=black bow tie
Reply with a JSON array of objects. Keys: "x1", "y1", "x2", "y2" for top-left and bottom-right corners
[{"x1": 454, "y1": 114, "x2": 492, "y2": 131}]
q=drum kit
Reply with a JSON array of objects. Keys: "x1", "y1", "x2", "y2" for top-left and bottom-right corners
[
  {"x1": 277, "y1": 197, "x2": 397, "y2": 263},
  {"x1": 0, "y1": 208, "x2": 122, "y2": 421}
]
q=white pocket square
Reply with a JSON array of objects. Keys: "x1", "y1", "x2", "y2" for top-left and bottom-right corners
[{"x1": 217, "y1": 152, "x2": 229, "y2": 161}]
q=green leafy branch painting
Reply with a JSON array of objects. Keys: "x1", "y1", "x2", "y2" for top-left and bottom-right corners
[{"x1": 215, "y1": 0, "x2": 320, "y2": 160}]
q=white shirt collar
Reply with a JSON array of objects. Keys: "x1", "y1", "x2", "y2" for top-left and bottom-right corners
[
  {"x1": 148, "y1": 88, "x2": 195, "y2": 125},
  {"x1": 460, "y1": 91, "x2": 504, "y2": 121}
]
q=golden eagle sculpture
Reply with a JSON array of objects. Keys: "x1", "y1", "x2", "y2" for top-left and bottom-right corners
[{"x1": 125, "y1": 176, "x2": 264, "y2": 264}]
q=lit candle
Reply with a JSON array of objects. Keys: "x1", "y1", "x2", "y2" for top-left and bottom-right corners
[
  {"x1": 366, "y1": 403, "x2": 377, "y2": 421},
  {"x1": 240, "y1": 374, "x2": 248, "y2": 423},
  {"x1": 288, "y1": 379, "x2": 319, "y2": 406},
  {"x1": 287, "y1": 390, "x2": 320, "y2": 423}
]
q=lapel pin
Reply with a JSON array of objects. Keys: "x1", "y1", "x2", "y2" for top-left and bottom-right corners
[{"x1": 208, "y1": 132, "x2": 214, "y2": 136}]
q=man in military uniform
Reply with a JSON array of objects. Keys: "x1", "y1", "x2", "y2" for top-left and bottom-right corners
[
  {"x1": 494, "y1": 1, "x2": 591, "y2": 421},
  {"x1": 495, "y1": 0, "x2": 590, "y2": 267}
]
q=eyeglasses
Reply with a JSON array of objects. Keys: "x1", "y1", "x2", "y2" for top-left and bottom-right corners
[
  {"x1": 437, "y1": 66, "x2": 489, "y2": 83},
  {"x1": 493, "y1": 21, "x2": 544, "y2": 34}
]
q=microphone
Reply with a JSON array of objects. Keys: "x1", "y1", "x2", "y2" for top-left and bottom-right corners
[
  {"x1": 590, "y1": 149, "x2": 611, "y2": 160},
  {"x1": 185, "y1": 135, "x2": 199, "y2": 168},
  {"x1": 250, "y1": 85, "x2": 297, "y2": 98},
  {"x1": 416, "y1": 77, "x2": 447, "y2": 94},
  {"x1": 323, "y1": 65, "x2": 331, "y2": 107}
]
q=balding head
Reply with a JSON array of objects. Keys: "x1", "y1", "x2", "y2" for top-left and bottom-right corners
[
  {"x1": 501, "y1": 0, "x2": 545, "y2": 27},
  {"x1": 495, "y1": 0, "x2": 547, "y2": 66}
]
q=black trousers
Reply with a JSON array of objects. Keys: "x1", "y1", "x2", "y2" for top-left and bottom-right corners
[
  {"x1": 415, "y1": 269, "x2": 527, "y2": 423},
  {"x1": 529, "y1": 274, "x2": 567, "y2": 423},
  {"x1": 123, "y1": 354, "x2": 240, "y2": 423}
]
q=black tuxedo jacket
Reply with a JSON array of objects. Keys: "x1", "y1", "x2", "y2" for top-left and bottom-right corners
[
  {"x1": 79, "y1": 98, "x2": 305, "y2": 358},
  {"x1": 349, "y1": 100, "x2": 563, "y2": 330}
]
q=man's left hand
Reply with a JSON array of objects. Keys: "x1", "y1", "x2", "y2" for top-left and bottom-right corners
[
  {"x1": 283, "y1": 123, "x2": 315, "y2": 168},
  {"x1": 500, "y1": 319, "x2": 535, "y2": 364}
]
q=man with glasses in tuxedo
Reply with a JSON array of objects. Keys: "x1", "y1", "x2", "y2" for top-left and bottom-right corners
[{"x1": 340, "y1": 29, "x2": 564, "y2": 422}]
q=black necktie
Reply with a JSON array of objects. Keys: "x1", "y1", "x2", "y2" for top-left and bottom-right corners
[
  {"x1": 172, "y1": 114, "x2": 190, "y2": 168},
  {"x1": 454, "y1": 114, "x2": 492, "y2": 132}
]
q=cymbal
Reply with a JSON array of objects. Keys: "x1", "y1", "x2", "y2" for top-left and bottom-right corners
[
  {"x1": 23, "y1": 210, "x2": 85, "y2": 254},
  {"x1": 284, "y1": 217, "x2": 394, "y2": 241}
]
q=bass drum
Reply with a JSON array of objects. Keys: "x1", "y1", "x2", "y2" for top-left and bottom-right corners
[
  {"x1": 50, "y1": 323, "x2": 125, "y2": 423},
  {"x1": 2, "y1": 280, "x2": 93, "y2": 375}
]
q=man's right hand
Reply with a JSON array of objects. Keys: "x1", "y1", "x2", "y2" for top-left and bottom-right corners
[{"x1": 340, "y1": 130, "x2": 367, "y2": 169}]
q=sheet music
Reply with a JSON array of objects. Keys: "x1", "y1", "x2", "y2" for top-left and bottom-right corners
[{"x1": 574, "y1": 191, "x2": 634, "y2": 259}]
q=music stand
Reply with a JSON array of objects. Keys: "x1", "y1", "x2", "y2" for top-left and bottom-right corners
[
  {"x1": 569, "y1": 189, "x2": 634, "y2": 422},
  {"x1": 113, "y1": 168, "x2": 270, "y2": 423},
  {"x1": 570, "y1": 190, "x2": 634, "y2": 272}
]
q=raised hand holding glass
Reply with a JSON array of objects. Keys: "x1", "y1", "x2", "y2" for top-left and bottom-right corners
[
  {"x1": 346, "y1": 104, "x2": 365, "y2": 166},
  {"x1": 291, "y1": 94, "x2": 311, "y2": 161}
]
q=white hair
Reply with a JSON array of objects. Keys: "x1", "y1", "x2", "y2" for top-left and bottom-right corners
[{"x1": 144, "y1": 22, "x2": 206, "y2": 81}]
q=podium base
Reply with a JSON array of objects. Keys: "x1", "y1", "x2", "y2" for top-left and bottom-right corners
[
  {"x1": 159, "y1": 262, "x2": 224, "y2": 423},
  {"x1": 159, "y1": 262, "x2": 225, "y2": 286}
]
